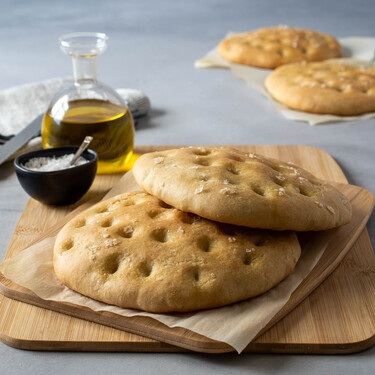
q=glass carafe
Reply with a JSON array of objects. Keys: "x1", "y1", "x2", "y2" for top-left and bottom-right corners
[{"x1": 41, "y1": 32, "x2": 135, "y2": 174}]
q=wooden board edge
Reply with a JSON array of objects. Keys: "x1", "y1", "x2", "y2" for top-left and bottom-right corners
[
  {"x1": 2, "y1": 330, "x2": 373, "y2": 354},
  {"x1": 243, "y1": 336, "x2": 375, "y2": 354},
  {"x1": 0, "y1": 329, "x2": 185, "y2": 353},
  {"x1": 0, "y1": 279, "x2": 235, "y2": 354}
]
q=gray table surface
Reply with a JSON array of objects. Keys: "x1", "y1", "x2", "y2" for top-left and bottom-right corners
[{"x1": 0, "y1": 0, "x2": 374, "y2": 373}]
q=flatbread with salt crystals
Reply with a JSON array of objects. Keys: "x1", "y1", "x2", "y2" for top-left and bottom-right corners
[
  {"x1": 133, "y1": 147, "x2": 352, "y2": 231},
  {"x1": 265, "y1": 61, "x2": 375, "y2": 115},
  {"x1": 218, "y1": 26, "x2": 341, "y2": 69},
  {"x1": 53, "y1": 191, "x2": 301, "y2": 312}
]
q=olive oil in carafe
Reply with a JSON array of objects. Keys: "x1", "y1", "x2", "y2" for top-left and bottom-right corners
[{"x1": 42, "y1": 99, "x2": 135, "y2": 174}]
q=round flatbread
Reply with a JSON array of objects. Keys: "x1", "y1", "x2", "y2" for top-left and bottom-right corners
[
  {"x1": 53, "y1": 191, "x2": 301, "y2": 313},
  {"x1": 133, "y1": 147, "x2": 352, "y2": 231},
  {"x1": 218, "y1": 26, "x2": 341, "y2": 68},
  {"x1": 265, "y1": 61, "x2": 375, "y2": 115}
]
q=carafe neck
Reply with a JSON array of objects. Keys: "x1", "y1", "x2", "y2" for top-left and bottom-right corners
[{"x1": 72, "y1": 56, "x2": 97, "y2": 85}]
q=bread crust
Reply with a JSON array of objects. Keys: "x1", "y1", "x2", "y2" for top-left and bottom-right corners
[
  {"x1": 53, "y1": 191, "x2": 301, "y2": 313},
  {"x1": 218, "y1": 26, "x2": 341, "y2": 68},
  {"x1": 265, "y1": 61, "x2": 375, "y2": 115},
  {"x1": 133, "y1": 147, "x2": 352, "y2": 231}
]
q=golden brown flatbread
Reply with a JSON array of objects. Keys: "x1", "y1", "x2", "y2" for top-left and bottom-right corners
[
  {"x1": 218, "y1": 26, "x2": 341, "y2": 68},
  {"x1": 133, "y1": 147, "x2": 352, "y2": 231},
  {"x1": 53, "y1": 191, "x2": 301, "y2": 313},
  {"x1": 265, "y1": 61, "x2": 375, "y2": 115}
]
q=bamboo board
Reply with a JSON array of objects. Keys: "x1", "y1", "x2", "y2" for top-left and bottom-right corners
[{"x1": 0, "y1": 145, "x2": 374, "y2": 353}]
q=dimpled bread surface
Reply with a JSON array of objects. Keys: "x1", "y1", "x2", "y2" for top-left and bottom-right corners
[
  {"x1": 218, "y1": 26, "x2": 341, "y2": 69},
  {"x1": 133, "y1": 147, "x2": 352, "y2": 231},
  {"x1": 265, "y1": 61, "x2": 375, "y2": 115},
  {"x1": 53, "y1": 191, "x2": 301, "y2": 313}
]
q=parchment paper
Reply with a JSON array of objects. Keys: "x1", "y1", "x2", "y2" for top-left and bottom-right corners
[
  {"x1": 0, "y1": 171, "x2": 336, "y2": 353},
  {"x1": 195, "y1": 34, "x2": 375, "y2": 125}
]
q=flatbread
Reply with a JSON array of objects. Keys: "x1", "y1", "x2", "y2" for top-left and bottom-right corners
[
  {"x1": 218, "y1": 26, "x2": 341, "y2": 68},
  {"x1": 53, "y1": 191, "x2": 301, "y2": 313},
  {"x1": 133, "y1": 147, "x2": 352, "y2": 231},
  {"x1": 265, "y1": 61, "x2": 375, "y2": 115}
]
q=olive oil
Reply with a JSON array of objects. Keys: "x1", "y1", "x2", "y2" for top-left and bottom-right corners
[{"x1": 42, "y1": 99, "x2": 135, "y2": 174}]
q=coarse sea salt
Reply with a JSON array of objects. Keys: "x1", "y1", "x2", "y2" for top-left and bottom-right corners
[{"x1": 23, "y1": 154, "x2": 88, "y2": 172}]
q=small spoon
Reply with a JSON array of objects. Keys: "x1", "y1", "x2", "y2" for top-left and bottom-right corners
[{"x1": 70, "y1": 136, "x2": 93, "y2": 166}]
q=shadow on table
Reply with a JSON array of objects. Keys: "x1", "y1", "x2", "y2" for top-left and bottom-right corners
[
  {"x1": 0, "y1": 160, "x2": 15, "y2": 180},
  {"x1": 135, "y1": 108, "x2": 166, "y2": 131}
]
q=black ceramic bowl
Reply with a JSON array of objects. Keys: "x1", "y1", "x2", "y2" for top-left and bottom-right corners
[{"x1": 14, "y1": 147, "x2": 97, "y2": 205}]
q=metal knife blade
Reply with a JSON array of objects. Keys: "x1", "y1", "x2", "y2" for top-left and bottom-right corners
[{"x1": 0, "y1": 113, "x2": 44, "y2": 166}]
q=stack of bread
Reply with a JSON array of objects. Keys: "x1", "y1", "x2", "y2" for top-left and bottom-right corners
[
  {"x1": 218, "y1": 26, "x2": 375, "y2": 116},
  {"x1": 53, "y1": 147, "x2": 352, "y2": 313}
]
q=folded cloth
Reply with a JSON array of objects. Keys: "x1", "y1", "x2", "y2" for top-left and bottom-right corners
[{"x1": 0, "y1": 77, "x2": 151, "y2": 160}]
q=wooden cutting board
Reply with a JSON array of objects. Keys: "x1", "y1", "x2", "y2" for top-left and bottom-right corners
[{"x1": 0, "y1": 145, "x2": 374, "y2": 353}]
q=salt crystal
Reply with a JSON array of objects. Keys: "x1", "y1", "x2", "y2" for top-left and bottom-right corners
[
  {"x1": 278, "y1": 187, "x2": 286, "y2": 196},
  {"x1": 223, "y1": 179, "x2": 230, "y2": 185},
  {"x1": 220, "y1": 187, "x2": 237, "y2": 195},
  {"x1": 326, "y1": 205, "x2": 335, "y2": 214},
  {"x1": 342, "y1": 199, "x2": 349, "y2": 205},
  {"x1": 177, "y1": 226, "x2": 185, "y2": 233},
  {"x1": 153, "y1": 157, "x2": 164, "y2": 164},
  {"x1": 228, "y1": 237, "x2": 236, "y2": 243},
  {"x1": 23, "y1": 154, "x2": 88, "y2": 172},
  {"x1": 290, "y1": 167, "x2": 300, "y2": 175},
  {"x1": 124, "y1": 225, "x2": 134, "y2": 234},
  {"x1": 314, "y1": 201, "x2": 324, "y2": 208},
  {"x1": 194, "y1": 185, "x2": 204, "y2": 194},
  {"x1": 275, "y1": 175, "x2": 285, "y2": 181},
  {"x1": 197, "y1": 147, "x2": 208, "y2": 153},
  {"x1": 103, "y1": 234, "x2": 110, "y2": 238},
  {"x1": 88, "y1": 244, "x2": 100, "y2": 252},
  {"x1": 246, "y1": 247, "x2": 255, "y2": 253},
  {"x1": 104, "y1": 238, "x2": 121, "y2": 247}
]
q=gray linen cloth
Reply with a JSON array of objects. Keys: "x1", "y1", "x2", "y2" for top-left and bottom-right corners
[{"x1": 0, "y1": 77, "x2": 150, "y2": 159}]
